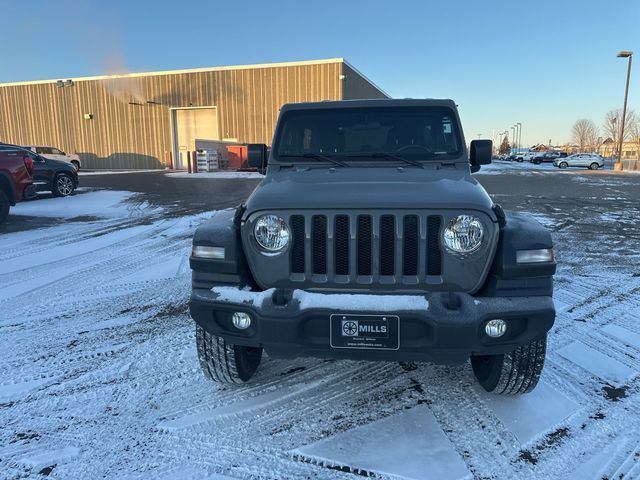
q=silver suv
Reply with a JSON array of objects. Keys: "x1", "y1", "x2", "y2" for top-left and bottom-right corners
[
  {"x1": 554, "y1": 153, "x2": 604, "y2": 170},
  {"x1": 189, "y1": 99, "x2": 557, "y2": 395}
]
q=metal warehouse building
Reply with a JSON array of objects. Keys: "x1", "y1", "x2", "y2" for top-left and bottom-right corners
[{"x1": 0, "y1": 58, "x2": 388, "y2": 169}]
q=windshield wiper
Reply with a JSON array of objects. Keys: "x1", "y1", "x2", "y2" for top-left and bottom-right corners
[
  {"x1": 279, "y1": 153, "x2": 349, "y2": 167},
  {"x1": 347, "y1": 152, "x2": 426, "y2": 169}
]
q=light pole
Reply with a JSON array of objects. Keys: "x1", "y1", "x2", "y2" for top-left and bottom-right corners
[
  {"x1": 517, "y1": 122, "x2": 522, "y2": 153},
  {"x1": 615, "y1": 51, "x2": 633, "y2": 171},
  {"x1": 513, "y1": 124, "x2": 519, "y2": 153},
  {"x1": 511, "y1": 126, "x2": 516, "y2": 155}
]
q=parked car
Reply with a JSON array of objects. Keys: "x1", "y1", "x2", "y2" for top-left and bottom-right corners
[
  {"x1": 532, "y1": 152, "x2": 567, "y2": 165},
  {"x1": 0, "y1": 144, "x2": 78, "y2": 196},
  {"x1": 554, "y1": 153, "x2": 603, "y2": 170},
  {"x1": 25, "y1": 146, "x2": 81, "y2": 171},
  {"x1": 513, "y1": 153, "x2": 525, "y2": 162},
  {"x1": 189, "y1": 99, "x2": 557, "y2": 395},
  {"x1": 0, "y1": 148, "x2": 36, "y2": 223}
]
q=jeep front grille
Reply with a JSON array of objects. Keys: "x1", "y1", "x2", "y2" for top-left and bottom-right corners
[{"x1": 288, "y1": 212, "x2": 443, "y2": 285}]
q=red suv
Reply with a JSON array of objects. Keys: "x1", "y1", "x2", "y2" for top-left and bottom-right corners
[{"x1": 0, "y1": 148, "x2": 37, "y2": 224}]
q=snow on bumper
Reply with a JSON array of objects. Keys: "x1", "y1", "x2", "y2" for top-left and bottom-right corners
[{"x1": 189, "y1": 287, "x2": 555, "y2": 364}]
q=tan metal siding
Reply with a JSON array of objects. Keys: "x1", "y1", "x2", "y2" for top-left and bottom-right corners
[
  {"x1": 341, "y1": 63, "x2": 389, "y2": 100},
  {"x1": 0, "y1": 61, "x2": 343, "y2": 169}
]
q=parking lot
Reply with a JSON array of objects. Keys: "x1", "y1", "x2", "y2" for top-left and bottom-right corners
[{"x1": 1, "y1": 162, "x2": 640, "y2": 479}]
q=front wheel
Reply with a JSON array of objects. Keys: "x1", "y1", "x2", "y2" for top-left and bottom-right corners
[
  {"x1": 558, "y1": 162, "x2": 568, "y2": 169},
  {"x1": 471, "y1": 335, "x2": 547, "y2": 394},
  {"x1": 589, "y1": 162, "x2": 599, "y2": 170},
  {"x1": 196, "y1": 325, "x2": 263, "y2": 384},
  {"x1": 53, "y1": 173, "x2": 75, "y2": 197}
]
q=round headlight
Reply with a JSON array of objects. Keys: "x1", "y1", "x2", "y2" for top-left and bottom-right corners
[
  {"x1": 443, "y1": 215, "x2": 484, "y2": 254},
  {"x1": 254, "y1": 215, "x2": 290, "y2": 252}
]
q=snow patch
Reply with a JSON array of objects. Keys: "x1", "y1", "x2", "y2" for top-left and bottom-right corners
[
  {"x1": 210, "y1": 287, "x2": 429, "y2": 312},
  {"x1": 211, "y1": 286, "x2": 276, "y2": 307},
  {"x1": 11, "y1": 190, "x2": 158, "y2": 219},
  {"x1": 166, "y1": 171, "x2": 264, "y2": 179},
  {"x1": 293, "y1": 404, "x2": 471, "y2": 480},
  {"x1": 79, "y1": 169, "x2": 164, "y2": 176},
  {"x1": 601, "y1": 324, "x2": 640, "y2": 350},
  {"x1": 159, "y1": 381, "x2": 324, "y2": 430},
  {"x1": 0, "y1": 378, "x2": 55, "y2": 402},
  {"x1": 20, "y1": 446, "x2": 80, "y2": 469},
  {"x1": 558, "y1": 341, "x2": 636, "y2": 386},
  {"x1": 481, "y1": 381, "x2": 580, "y2": 445},
  {"x1": 293, "y1": 290, "x2": 429, "y2": 312}
]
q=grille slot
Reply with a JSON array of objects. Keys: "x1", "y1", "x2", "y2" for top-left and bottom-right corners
[
  {"x1": 403, "y1": 215, "x2": 419, "y2": 275},
  {"x1": 380, "y1": 215, "x2": 395, "y2": 275},
  {"x1": 312, "y1": 215, "x2": 327, "y2": 274},
  {"x1": 427, "y1": 216, "x2": 442, "y2": 275},
  {"x1": 334, "y1": 215, "x2": 350, "y2": 275},
  {"x1": 357, "y1": 215, "x2": 373, "y2": 275},
  {"x1": 290, "y1": 215, "x2": 305, "y2": 273}
]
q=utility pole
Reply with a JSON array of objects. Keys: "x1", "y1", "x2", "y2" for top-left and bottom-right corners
[{"x1": 615, "y1": 51, "x2": 633, "y2": 171}]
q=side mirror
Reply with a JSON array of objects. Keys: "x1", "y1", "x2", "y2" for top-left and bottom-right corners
[
  {"x1": 470, "y1": 139, "x2": 492, "y2": 170},
  {"x1": 247, "y1": 144, "x2": 267, "y2": 170}
]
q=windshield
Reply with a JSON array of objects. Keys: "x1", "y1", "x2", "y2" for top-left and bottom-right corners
[{"x1": 274, "y1": 106, "x2": 462, "y2": 161}]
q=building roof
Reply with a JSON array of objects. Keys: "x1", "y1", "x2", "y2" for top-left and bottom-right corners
[{"x1": 0, "y1": 58, "x2": 348, "y2": 88}]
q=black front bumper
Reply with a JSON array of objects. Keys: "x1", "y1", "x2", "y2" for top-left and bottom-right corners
[{"x1": 190, "y1": 288, "x2": 555, "y2": 364}]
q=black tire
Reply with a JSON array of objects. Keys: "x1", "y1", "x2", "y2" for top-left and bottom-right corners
[
  {"x1": 558, "y1": 162, "x2": 568, "y2": 169},
  {"x1": 471, "y1": 335, "x2": 547, "y2": 395},
  {"x1": 589, "y1": 162, "x2": 599, "y2": 170},
  {"x1": 0, "y1": 190, "x2": 10, "y2": 224},
  {"x1": 533, "y1": 160, "x2": 541, "y2": 165},
  {"x1": 196, "y1": 325, "x2": 263, "y2": 384},
  {"x1": 52, "y1": 173, "x2": 75, "y2": 197}
]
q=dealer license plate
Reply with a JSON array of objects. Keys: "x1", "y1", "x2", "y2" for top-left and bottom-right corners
[{"x1": 330, "y1": 314, "x2": 400, "y2": 350}]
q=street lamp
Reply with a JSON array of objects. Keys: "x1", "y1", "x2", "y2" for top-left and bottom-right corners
[
  {"x1": 615, "y1": 50, "x2": 633, "y2": 171},
  {"x1": 513, "y1": 124, "x2": 519, "y2": 153},
  {"x1": 511, "y1": 126, "x2": 516, "y2": 154},
  {"x1": 517, "y1": 122, "x2": 522, "y2": 153}
]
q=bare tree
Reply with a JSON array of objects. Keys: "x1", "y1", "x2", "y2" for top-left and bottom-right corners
[
  {"x1": 603, "y1": 109, "x2": 637, "y2": 155},
  {"x1": 629, "y1": 122, "x2": 640, "y2": 160},
  {"x1": 571, "y1": 119, "x2": 599, "y2": 152}
]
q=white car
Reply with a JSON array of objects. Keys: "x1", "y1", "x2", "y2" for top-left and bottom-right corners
[
  {"x1": 554, "y1": 153, "x2": 604, "y2": 170},
  {"x1": 25, "y1": 146, "x2": 81, "y2": 171}
]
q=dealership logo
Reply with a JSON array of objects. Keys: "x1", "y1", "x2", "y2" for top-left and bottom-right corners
[
  {"x1": 341, "y1": 320, "x2": 388, "y2": 337},
  {"x1": 342, "y1": 320, "x2": 358, "y2": 336}
]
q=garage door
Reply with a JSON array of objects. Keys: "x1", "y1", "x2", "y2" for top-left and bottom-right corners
[{"x1": 173, "y1": 107, "x2": 219, "y2": 169}]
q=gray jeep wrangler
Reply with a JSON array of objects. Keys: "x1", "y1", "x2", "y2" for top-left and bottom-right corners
[{"x1": 189, "y1": 99, "x2": 556, "y2": 394}]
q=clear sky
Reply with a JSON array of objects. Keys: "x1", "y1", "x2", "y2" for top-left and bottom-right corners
[{"x1": 1, "y1": 0, "x2": 638, "y2": 146}]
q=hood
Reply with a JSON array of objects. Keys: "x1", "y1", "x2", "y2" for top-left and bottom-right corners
[
  {"x1": 244, "y1": 165, "x2": 495, "y2": 215},
  {"x1": 44, "y1": 158, "x2": 76, "y2": 170}
]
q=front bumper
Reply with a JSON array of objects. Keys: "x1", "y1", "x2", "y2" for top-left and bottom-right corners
[{"x1": 190, "y1": 288, "x2": 555, "y2": 365}]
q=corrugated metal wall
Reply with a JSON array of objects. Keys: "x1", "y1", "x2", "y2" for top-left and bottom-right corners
[
  {"x1": 0, "y1": 60, "x2": 387, "y2": 169},
  {"x1": 342, "y1": 63, "x2": 389, "y2": 101}
]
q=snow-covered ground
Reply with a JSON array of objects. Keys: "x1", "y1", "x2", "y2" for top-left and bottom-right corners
[
  {"x1": 79, "y1": 169, "x2": 165, "y2": 176},
  {"x1": 166, "y1": 171, "x2": 265, "y2": 179},
  {"x1": 1, "y1": 175, "x2": 639, "y2": 479},
  {"x1": 478, "y1": 160, "x2": 640, "y2": 176}
]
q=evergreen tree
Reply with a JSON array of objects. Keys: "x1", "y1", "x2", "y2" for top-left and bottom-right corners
[{"x1": 499, "y1": 136, "x2": 511, "y2": 155}]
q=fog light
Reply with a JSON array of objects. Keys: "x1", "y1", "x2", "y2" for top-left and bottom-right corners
[
  {"x1": 231, "y1": 312, "x2": 252, "y2": 330},
  {"x1": 485, "y1": 319, "x2": 507, "y2": 338}
]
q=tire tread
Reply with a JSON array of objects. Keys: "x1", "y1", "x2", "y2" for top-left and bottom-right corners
[{"x1": 195, "y1": 326, "x2": 261, "y2": 384}]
